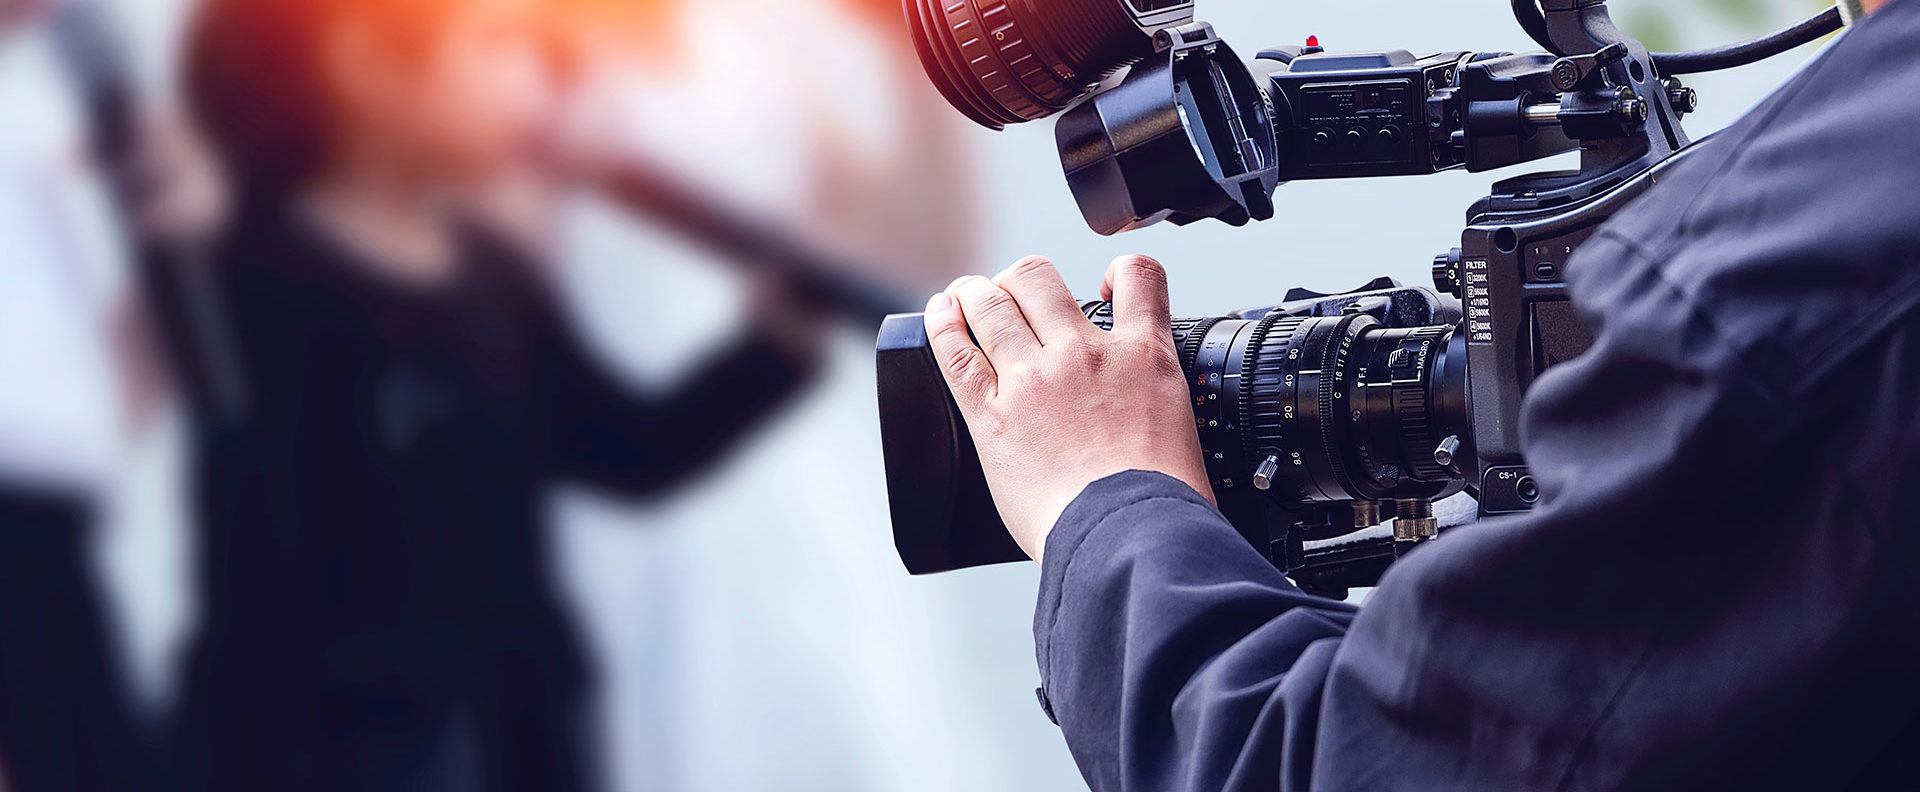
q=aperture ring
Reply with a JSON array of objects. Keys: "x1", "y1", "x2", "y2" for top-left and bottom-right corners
[
  {"x1": 1303, "y1": 314, "x2": 1375, "y2": 502},
  {"x1": 1176, "y1": 316, "x2": 1221, "y2": 374}
]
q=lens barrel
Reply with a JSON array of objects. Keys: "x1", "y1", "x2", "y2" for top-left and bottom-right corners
[
  {"x1": 877, "y1": 302, "x2": 1467, "y2": 575},
  {"x1": 904, "y1": 0, "x2": 1195, "y2": 129},
  {"x1": 1084, "y1": 303, "x2": 1466, "y2": 505}
]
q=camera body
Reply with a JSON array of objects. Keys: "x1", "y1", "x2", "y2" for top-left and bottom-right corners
[{"x1": 882, "y1": 0, "x2": 1704, "y2": 596}]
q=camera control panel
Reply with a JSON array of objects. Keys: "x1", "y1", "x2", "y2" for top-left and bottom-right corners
[{"x1": 1265, "y1": 51, "x2": 1469, "y2": 180}]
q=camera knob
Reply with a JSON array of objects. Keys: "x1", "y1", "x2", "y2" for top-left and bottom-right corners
[
  {"x1": 1432, "y1": 248, "x2": 1463, "y2": 297},
  {"x1": 1252, "y1": 454, "x2": 1282, "y2": 491},
  {"x1": 1433, "y1": 435, "x2": 1461, "y2": 468}
]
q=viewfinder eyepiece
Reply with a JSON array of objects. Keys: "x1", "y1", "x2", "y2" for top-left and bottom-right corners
[{"x1": 903, "y1": 0, "x2": 1195, "y2": 130}]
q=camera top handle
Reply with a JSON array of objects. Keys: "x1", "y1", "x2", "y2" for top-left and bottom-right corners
[{"x1": 1504, "y1": 0, "x2": 1844, "y2": 202}]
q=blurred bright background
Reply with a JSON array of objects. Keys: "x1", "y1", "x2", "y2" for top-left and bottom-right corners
[{"x1": 0, "y1": 0, "x2": 1837, "y2": 790}]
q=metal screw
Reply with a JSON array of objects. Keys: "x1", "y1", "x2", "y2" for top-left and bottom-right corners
[
  {"x1": 1551, "y1": 59, "x2": 1581, "y2": 91},
  {"x1": 1617, "y1": 97, "x2": 1648, "y2": 123}
]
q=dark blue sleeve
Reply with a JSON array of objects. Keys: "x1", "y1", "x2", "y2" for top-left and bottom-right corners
[
  {"x1": 1030, "y1": 7, "x2": 1920, "y2": 790},
  {"x1": 1034, "y1": 471, "x2": 1358, "y2": 792}
]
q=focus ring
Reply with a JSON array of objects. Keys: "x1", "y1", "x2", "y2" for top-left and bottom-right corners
[
  {"x1": 980, "y1": 0, "x2": 1088, "y2": 110},
  {"x1": 936, "y1": 0, "x2": 1052, "y2": 122},
  {"x1": 905, "y1": 0, "x2": 1189, "y2": 130},
  {"x1": 912, "y1": 0, "x2": 1026, "y2": 127}
]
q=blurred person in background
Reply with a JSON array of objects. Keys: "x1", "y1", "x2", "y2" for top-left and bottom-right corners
[
  {"x1": 0, "y1": 0, "x2": 219, "y2": 789},
  {"x1": 173, "y1": 0, "x2": 826, "y2": 789}
]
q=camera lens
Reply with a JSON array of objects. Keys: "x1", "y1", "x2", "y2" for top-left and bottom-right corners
[
  {"x1": 903, "y1": 0, "x2": 1195, "y2": 129},
  {"x1": 1085, "y1": 303, "x2": 1467, "y2": 504},
  {"x1": 876, "y1": 301, "x2": 1468, "y2": 574}
]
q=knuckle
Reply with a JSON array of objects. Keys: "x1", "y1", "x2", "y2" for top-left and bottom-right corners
[
  {"x1": 1057, "y1": 336, "x2": 1103, "y2": 363},
  {"x1": 1006, "y1": 361, "x2": 1047, "y2": 391},
  {"x1": 985, "y1": 323, "x2": 1030, "y2": 352},
  {"x1": 974, "y1": 286, "x2": 1019, "y2": 318},
  {"x1": 1142, "y1": 342, "x2": 1183, "y2": 379},
  {"x1": 929, "y1": 322, "x2": 970, "y2": 353},
  {"x1": 973, "y1": 407, "x2": 1013, "y2": 438},
  {"x1": 942, "y1": 345, "x2": 987, "y2": 383},
  {"x1": 1007, "y1": 255, "x2": 1056, "y2": 281}
]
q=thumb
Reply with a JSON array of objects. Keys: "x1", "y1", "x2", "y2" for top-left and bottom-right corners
[{"x1": 1101, "y1": 255, "x2": 1172, "y2": 337}]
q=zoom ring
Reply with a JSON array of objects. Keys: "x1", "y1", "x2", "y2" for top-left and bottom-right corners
[{"x1": 1239, "y1": 315, "x2": 1309, "y2": 499}]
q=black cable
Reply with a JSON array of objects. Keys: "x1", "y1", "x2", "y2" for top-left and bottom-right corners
[
  {"x1": 1653, "y1": 7, "x2": 1844, "y2": 75},
  {"x1": 1513, "y1": 1, "x2": 1841, "y2": 75},
  {"x1": 1511, "y1": 0, "x2": 1560, "y2": 55}
]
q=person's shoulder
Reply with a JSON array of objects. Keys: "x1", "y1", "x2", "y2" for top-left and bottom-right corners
[
  {"x1": 1612, "y1": 2, "x2": 1920, "y2": 256},
  {"x1": 214, "y1": 202, "x2": 332, "y2": 290},
  {"x1": 1572, "y1": 10, "x2": 1920, "y2": 402}
]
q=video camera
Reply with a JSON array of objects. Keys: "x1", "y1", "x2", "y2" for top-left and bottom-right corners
[{"x1": 878, "y1": 0, "x2": 1840, "y2": 596}]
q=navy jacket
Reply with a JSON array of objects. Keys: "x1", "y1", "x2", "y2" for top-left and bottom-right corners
[{"x1": 1035, "y1": 4, "x2": 1920, "y2": 790}]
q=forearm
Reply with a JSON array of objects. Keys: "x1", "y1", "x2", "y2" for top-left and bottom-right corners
[
  {"x1": 556, "y1": 323, "x2": 817, "y2": 495},
  {"x1": 667, "y1": 324, "x2": 817, "y2": 435},
  {"x1": 1036, "y1": 471, "x2": 1358, "y2": 792}
]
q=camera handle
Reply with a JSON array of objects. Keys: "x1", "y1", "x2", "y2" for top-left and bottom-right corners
[
  {"x1": 1489, "y1": 0, "x2": 1689, "y2": 213},
  {"x1": 1504, "y1": 0, "x2": 1844, "y2": 210}
]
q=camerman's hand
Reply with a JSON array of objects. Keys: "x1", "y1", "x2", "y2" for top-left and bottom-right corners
[{"x1": 924, "y1": 255, "x2": 1214, "y2": 562}]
